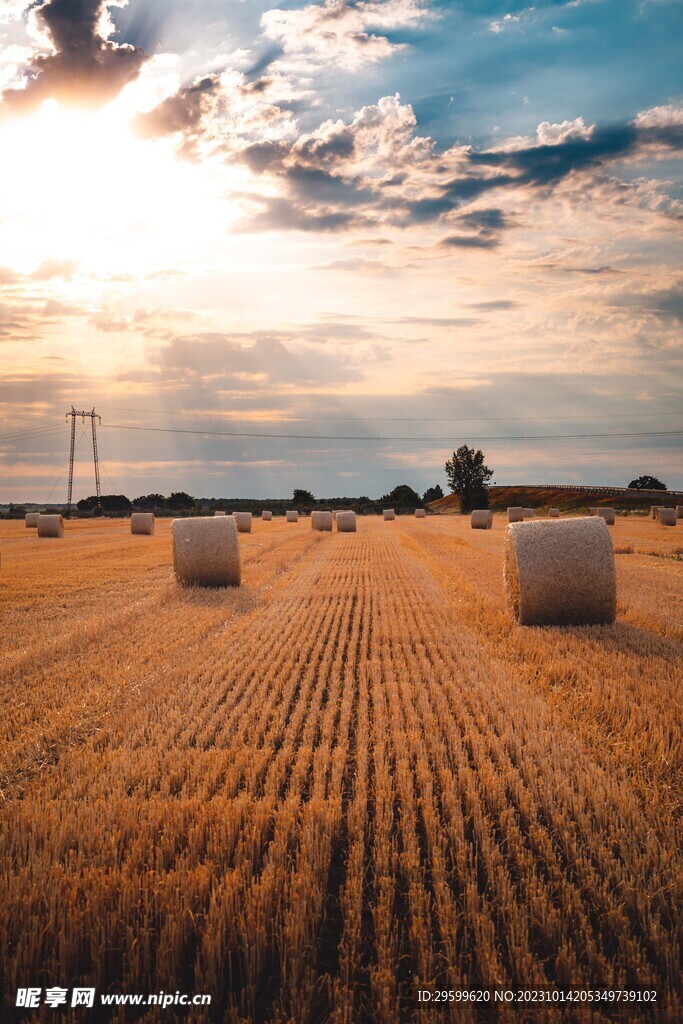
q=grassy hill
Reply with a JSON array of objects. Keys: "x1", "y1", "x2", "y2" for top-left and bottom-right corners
[{"x1": 429, "y1": 485, "x2": 679, "y2": 515}]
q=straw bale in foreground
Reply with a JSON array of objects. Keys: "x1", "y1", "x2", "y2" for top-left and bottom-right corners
[
  {"x1": 131, "y1": 512, "x2": 154, "y2": 535},
  {"x1": 37, "y1": 514, "x2": 64, "y2": 538},
  {"x1": 25, "y1": 512, "x2": 40, "y2": 528},
  {"x1": 312, "y1": 511, "x2": 333, "y2": 532},
  {"x1": 504, "y1": 517, "x2": 616, "y2": 626},
  {"x1": 336, "y1": 510, "x2": 356, "y2": 532},
  {"x1": 172, "y1": 516, "x2": 240, "y2": 587},
  {"x1": 471, "y1": 510, "x2": 492, "y2": 530}
]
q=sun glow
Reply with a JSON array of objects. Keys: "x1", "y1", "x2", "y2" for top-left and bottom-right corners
[{"x1": 0, "y1": 99, "x2": 241, "y2": 278}]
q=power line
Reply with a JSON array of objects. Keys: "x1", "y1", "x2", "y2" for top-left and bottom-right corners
[
  {"x1": 95, "y1": 404, "x2": 683, "y2": 424},
  {"x1": 0, "y1": 425, "x2": 65, "y2": 445},
  {"x1": 102, "y1": 422, "x2": 683, "y2": 443}
]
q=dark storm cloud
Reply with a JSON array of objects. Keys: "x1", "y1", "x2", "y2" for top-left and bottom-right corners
[
  {"x1": 236, "y1": 196, "x2": 374, "y2": 234},
  {"x1": 469, "y1": 125, "x2": 639, "y2": 184},
  {"x1": 1, "y1": 0, "x2": 147, "y2": 112},
  {"x1": 133, "y1": 75, "x2": 220, "y2": 140},
  {"x1": 458, "y1": 208, "x2": 509, "y2": 231},
  {"x1": 612, "y1": 282, "x2": 683, "y2": 325},
  {"x1": 440, "y1": 234, "x2": 499, "y2": 249}
]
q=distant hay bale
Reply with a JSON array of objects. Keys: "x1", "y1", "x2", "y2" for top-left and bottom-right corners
[
  {"x1": 336, "y1": 511, "x2": 357, "y2": 532},
  {"x1": 655, "y1": 506, "x2": 669, "y2": 520},
  {"x1": 131, "y1": 512, "x2": 154, "y2": 535},
  {"x1": 383, "y1": 509, "x2": 395, "y2": 521},
  {"x1": 415, "y1": 509, "x2": 426, "y2": 518},
  {"x1": 37, "y1": 514, "x2": 64, "y2": 538},
  {"x1": 676, "y1": 506, "x2": 683, "y2": 520},
  {"x1": 507, "y1": 507, "x2": 524, "y2": 523},
  {"x1": 233, "y1": 512, "x2": 252, "y2": 533},
  {"x1": 598, "y1": 507, "x2": 616, "y2": 526},
  {"x1": 588, "y1": 507, "x2": 598, "y2": 516},
  {"x1": 286, "y1": 510, "x2": 298, "y2": 523},
  {"x1": 659, "y1": 508, "x2": 677, "y2": 526},
  {"x1": 333, "y1": 510, "x2": 346, "y2": 520},
  {"x1": 312, "y1": 511, "x2": 333, "y2": 531},
  {"x1": 504, "y1": 517, "x2": 616, "y2": 626},
  {"x1": 524, "y1": 508, "x2": 535, "y2": 518},
  {"x1": 650, "y1": 506, "x2": 658, "y2": 519},
  {"x1": 549, "y1": 508, "x2": 560, "y2": 517},
  {"x1": 261, "y1": 511, "x2": 272, "y2": 521},
  {"x1": 172, "y1": 516, "x2": 240, "y2": 588},
  {"x1": 25, "y1": 512, "x2": 40, "y2": 528},
  {"x1": 471, "y1": 510, "x2": 492, "y2": 530}
]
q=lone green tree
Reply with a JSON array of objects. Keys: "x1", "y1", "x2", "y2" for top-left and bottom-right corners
[
  {"x1": 628, "y1": 475, "x2": 667, "y2": 491},
  {"x1": 293, "y1": 488, "x2": 315, "y2": 510},
  {"x1": 445, "y1": 445, "x2": 493, "y2": 513}
]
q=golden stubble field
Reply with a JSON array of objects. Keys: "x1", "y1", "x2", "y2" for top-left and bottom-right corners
[{"x1": 1, "y1": 514, "x2": 681, "y2": 1023}]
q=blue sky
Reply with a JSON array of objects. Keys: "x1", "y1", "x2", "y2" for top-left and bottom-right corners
[{"x1": 0, "y1": 0, "x2": 681, "y2": 500}]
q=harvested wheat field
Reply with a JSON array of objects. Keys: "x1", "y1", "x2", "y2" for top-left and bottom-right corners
[{"x1": 0, "y1": 515, "x2": 682, "y2": 1024}]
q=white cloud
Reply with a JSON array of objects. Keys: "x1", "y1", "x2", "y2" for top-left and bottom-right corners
[
  {"x1": 536, "y1": 116, "x2": 593, "y2": 145},
  {"x1": 633, "y1": 103, "x2": 683, "y2": 129},
  {"x1": 261, "y1": 0, "x2": 432, "y2": 70}
]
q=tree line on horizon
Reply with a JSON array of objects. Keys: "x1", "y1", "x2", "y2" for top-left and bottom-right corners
[{"x1": 3, "y1": 448, "x2": 669, "y2": 519}]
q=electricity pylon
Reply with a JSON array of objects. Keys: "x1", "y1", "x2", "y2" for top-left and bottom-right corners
[{"x1": 66, "y1": 406, "x2": 102, "y2": 516}]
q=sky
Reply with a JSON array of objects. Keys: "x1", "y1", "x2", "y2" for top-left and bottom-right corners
[{"x1": 0, "y1": 0, "x2": 681, "y2": 502}]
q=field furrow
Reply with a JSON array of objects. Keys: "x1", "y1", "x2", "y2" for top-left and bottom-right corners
[{"x1": 0, "y1": 515, "x2": 681, "y2": 1023}]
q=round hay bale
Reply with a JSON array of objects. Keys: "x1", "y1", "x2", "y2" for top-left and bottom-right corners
[
  {"x1": 37, "y1": 514, "x2": 64, "y2": 538},
  {"x1": 598, "y1": 508, "x2": 616, "y2": 526},
  {"x1": 25, "y1": 512, "x2": 40, "y2": 528},
  {"x1": 676, "y1": 506, "x2": 683, "y2": 520},
  {"x1": 415, "y1": 509, "x2": 426, "y2": 518},
  {"x1": 548, "y1": 508, "x2": 560, "y2": 518},
  {"x1": 286, "y1": 510, "x2": 298, "y2": 523},
  {"x1": 336, "y1": 511, "x2": 357, "y2": 532},
  {"x1": 588, "y1": 507, "x2": 598, "y2": 516},
  {"x1": 214, "y1": 510, "x2": 227, "y2": 516},
  {"x1": 233, "y1": 512, "x2": 252, "y2": 533},
  {"x1": 471, "y1": 510, "x2": 492, "y2": 529},
  {"x1": 261, "y1": 511, "x2": 273, "y2": 521},
  {"x1": 131, "y1": 512, "x2": 154, "y2": 535},
  {"x1": 383, "y1": 509, "x2": 395, "y2": 521},
  {"x1": 659, "y1": 508, "x2": 677, "y2": 527},
  {"x1": 172, "y1": 516, "x2": 240, "y2": 588},
  {"x1": 650, "y1": 506, "x2": 658, "y2": 519},
  {"x1": 507, "y1": 507, "x2": 524, "y2": 523},
  {"x1": 311, "y1": 510, "x2": 333, "y2": 532},
  {"x1": 504, "y1": 517, "x2": 616, "y2": 626},
  {"x1": 523, "y1": 508, "x2": 535, "y2": 518},
  {"x1": 655, "y1": 506, "x2": 669, "y2": 520}
]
